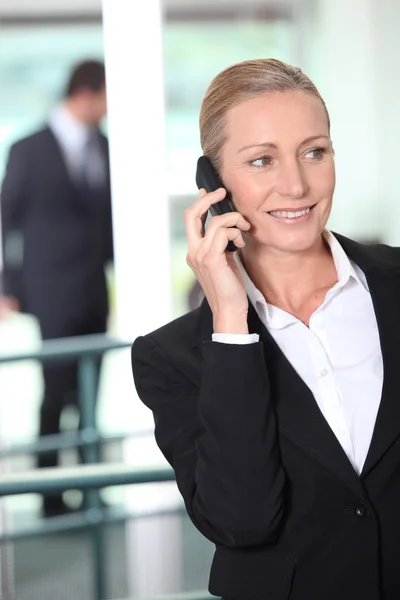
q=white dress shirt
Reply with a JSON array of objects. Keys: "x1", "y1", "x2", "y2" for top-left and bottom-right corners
[
  {"x1": 48, "y1": 104, "x2": 105, "y2": 187},
  {"x1": 213, "y1": 231, "x2": 383, "y2": 474}
]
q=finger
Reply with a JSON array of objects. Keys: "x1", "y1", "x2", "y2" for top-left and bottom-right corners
[
  {"x1": 206, "y1": 212, "x2": 251, "y2": 235},
  {"x1": 198, "y1": 214, "x2": 250, "y2": 258},
  {"x1": 184, "y1": 188, "x2": 227, "y2": 252},
  {"x1": 190, "y1": 187, "x2": 227, "y2": 219},
  {"x1": 197, "y1": 227, "x2": 245, "y2": 264},
  {"x1": 196, "y1": 187, "x2": 226, "y2": 205}
]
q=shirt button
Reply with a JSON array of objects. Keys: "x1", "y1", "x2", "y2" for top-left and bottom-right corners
[{"x1": 319, "y1": 368, "x2": 329, "y2": 378}]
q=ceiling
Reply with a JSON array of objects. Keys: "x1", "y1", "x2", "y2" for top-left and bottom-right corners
[{"x1": 0, "y1": 0, "x2": 298, "y2": 17}]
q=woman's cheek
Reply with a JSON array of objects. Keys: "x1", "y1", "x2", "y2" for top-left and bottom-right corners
[{"x1": 232, "y1": 187, "x2": 264, "y2": 214}]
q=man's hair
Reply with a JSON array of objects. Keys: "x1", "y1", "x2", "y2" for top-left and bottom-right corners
[{"x1": 64, "y1": 59, "x2": 106, "y2": 98}]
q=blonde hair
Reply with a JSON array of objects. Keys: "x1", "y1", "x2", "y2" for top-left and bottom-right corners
[{"x1": 199, "y1": 58, "x2": 330, "y2": 171}]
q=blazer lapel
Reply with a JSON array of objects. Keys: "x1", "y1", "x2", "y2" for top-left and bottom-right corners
[
  {"x1": 333, "y1": 233, "x2": 400, "y2": 477},
  {"x1": 359, "y1": 267, "x2": 400, "y2": 476},
  {"x1": 247, "y1": 304, "x2": 366, "y2": 498}
]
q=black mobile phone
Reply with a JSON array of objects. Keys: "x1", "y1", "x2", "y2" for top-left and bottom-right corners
[{"x1": 195, "y1": 156, "x2": 236, "y2": 252}]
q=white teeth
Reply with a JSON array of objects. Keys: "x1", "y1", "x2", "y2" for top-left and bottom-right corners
[{"x1": 270, "y1": 207, "x2": 311, "y2": 218}]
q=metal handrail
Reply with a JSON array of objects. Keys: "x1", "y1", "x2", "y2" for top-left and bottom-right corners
[
  {"x1": 0, "y1": 505, "x2": 187, "y2": 542},
  {"x1": 151, "y1": 593, "x2": 212, "y2": 600},
  {"x1": 0, "y1": 334, "x2": 194, "y2": 600},
  {"x1": 0, "y1": 336, "x2": 213, "y2": 600},
  {"x1": 0, "y1": 428, "x2": 153, "y2": 458},
  {"x1": 0, "y1": 463, "x2": 179, "y2": 599},
  {"x1": 0, "y1": 333, "x2": 130, "y2": 364},
  {"x1": 0, "y1": 463, "x2": 174, "y2": 497},
  {"x1": 0, "y1": 333, "x2": 135, "y2": 599}
]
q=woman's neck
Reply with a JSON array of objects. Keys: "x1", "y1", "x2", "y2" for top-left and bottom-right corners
[{"x1": 240, "y1": 234, "x2": 338, "y2": 315}]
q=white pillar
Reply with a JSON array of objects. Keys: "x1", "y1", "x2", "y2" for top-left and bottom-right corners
[
  {"x1": 102, "y1": 0, "x2": 171, "y2": 340},
  {"x1": 101, "y1": 1, "x2": 182, "y2": 597}
]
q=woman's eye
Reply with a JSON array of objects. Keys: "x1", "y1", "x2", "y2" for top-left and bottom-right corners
[
  {"x1": 251, "y1": 155, "x2": 273, "y2": 167},
  {"x1": 306, "y1": 147, "x2": 327, "y2": 160}
]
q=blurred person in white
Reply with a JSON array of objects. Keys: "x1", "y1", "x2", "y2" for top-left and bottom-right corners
[
  {"x1": 0, "y1": 60, "x2": 113, "y2": 518},
  {"x1": 132, "y1": 58, "x2": 400, "y2": 599}
]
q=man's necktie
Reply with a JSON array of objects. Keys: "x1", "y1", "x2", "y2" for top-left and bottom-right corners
[{"x1": 78, "y1": 129, "x2": 106, "y2": 191}]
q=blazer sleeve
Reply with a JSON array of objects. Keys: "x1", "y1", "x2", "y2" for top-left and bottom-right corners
[
  {"x1": 131, "y1": 335, "x2": 286, "y2": 548},
  {"x1": 0, "y1": 142, "x2": 29, "y2": 299}
]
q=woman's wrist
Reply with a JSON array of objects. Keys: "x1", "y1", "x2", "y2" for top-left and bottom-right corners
[{"x1": 213, "y1": 312, "x2": 249, "y2": 335}]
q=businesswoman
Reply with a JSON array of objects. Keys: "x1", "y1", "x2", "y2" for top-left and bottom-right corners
[{"x1": 132, "y1": 59, "x2": 400, "y2": 600}]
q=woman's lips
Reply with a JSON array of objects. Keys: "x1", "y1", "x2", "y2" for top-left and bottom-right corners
[{"x1": 267, "y1": 203, "x2": 316, "y2": 224}]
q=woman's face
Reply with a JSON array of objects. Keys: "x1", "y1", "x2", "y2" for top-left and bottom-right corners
[{"x1": 219, "y1": 90, "x2": 335, "y2": 254}]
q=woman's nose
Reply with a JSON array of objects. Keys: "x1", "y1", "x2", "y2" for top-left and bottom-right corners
[{"x1": 275, "y1": 160, "x2": 309, "y2": 199}]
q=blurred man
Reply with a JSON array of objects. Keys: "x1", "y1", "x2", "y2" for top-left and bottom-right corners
[{"x1": 0, "y1": 60, "x2": 113, "y2": 517}]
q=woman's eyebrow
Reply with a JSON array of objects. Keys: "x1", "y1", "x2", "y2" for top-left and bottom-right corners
[{"x1": 238, "y1": 135, "x2": 330, "y2": 153}]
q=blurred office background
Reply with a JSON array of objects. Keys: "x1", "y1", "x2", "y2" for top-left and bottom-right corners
[{"x1": 0, "y1": 0, "x2": 398, "y2": 598}]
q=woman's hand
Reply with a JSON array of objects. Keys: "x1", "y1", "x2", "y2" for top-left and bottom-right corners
[{"x1": 185, "y1": 188, "x2": 251, "y2": 334}]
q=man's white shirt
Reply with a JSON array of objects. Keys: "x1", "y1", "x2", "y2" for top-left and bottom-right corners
[{"x1": 49, "y1": 104, "x2": 105, "y2": 188}]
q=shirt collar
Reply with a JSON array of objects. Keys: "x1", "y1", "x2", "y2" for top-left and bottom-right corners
[
  {"x1": 323, "y1": 230, "x2": 368, "y2": 292},
  {"x1": 236, "y1": 230, "x2": 369, "y2": 330},
  {"x1": 48, "y1": 103, "x2": 91, "y2": 149}
]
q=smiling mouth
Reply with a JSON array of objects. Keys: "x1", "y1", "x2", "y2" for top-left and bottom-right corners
[{"x1": 268, "y1": 204, "x2": 316, "y2": 219}]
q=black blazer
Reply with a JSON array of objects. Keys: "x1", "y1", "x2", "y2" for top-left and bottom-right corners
[
  {"x1": 132, "y1": 234, "x2": 400, "y2": 600},
  {"x1": 0, "y1": 127, "x2": 113, "y2": 337}
]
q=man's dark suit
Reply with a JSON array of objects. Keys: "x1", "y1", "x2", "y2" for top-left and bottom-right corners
[
  {"x1": 1, "y1": 127, "x2": 113, "y2": 483},
  {"x1": 132, "y1": 235, "x2": 400, "y2": 600}
]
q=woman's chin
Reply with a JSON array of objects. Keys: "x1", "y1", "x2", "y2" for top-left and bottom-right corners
[{"x1": 252, "y1": 228, "x2": 325, "y2": 255}]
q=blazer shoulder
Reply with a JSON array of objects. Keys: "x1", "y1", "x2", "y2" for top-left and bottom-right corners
[
  {"x1": 334, "y1": 232, "x2": 400, "y2": 272},
  {"x1": 374, "y1": 241, "x2": 400, "y2": 262},
  {"x1": 356, "y1": 240, "x2": 400, "y2": 271},
  {"x1": 134, "y1": 306, "x2": 203, "y2": 355},
  {"x1": 8, "y1": 127, "x2": 52, "y2": 155},
  {"x1": 131, "y1": 306, "x2": 205, "y2": 388}
]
